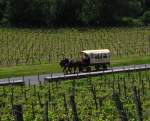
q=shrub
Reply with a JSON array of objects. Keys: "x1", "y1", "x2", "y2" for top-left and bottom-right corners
[{"x1": 142, "y1": 11, "x2": 150, "y2": 25}]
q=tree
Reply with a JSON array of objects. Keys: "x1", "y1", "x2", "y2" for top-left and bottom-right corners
[
  {"x1": 5, "y1": 0, "x2": 57, "y2": 27},
  {"x1": 0, "y1": 0, "x2": 148, "y2": 27},
  {"x1": 98, "y1": 0, "x2": 143, "y2": 25},
  {"x1": 5, "y1": 0, "x2": 32, "y2": 26},
  {"x1": 0, "y1": 0, "x2": 7, "y2": 24},
  {"x1": 55, "y1": 0, "x2": 82, "y2": 26},
  {"x1": 79, "y1": 0, "x2": 102, "y2": 25}
]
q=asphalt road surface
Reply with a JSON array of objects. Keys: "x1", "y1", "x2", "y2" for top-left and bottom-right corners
[{"x1": 0, "y1": 64, "x2": 150, "y2": 85}]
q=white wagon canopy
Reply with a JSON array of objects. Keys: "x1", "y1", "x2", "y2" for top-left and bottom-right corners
[{"x1": 81, "y1": 49, "x2": 111, "y2": 65}]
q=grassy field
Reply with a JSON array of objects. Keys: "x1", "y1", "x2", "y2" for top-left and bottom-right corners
[
  {"x1": 0, "y1": 27, "x2": 149, "y2": 78},
  {"x1": 0, "y1": 55, "x2": 150, "y2": 79}
]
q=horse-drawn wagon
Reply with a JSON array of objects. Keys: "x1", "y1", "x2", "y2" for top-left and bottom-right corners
[
  {"x1": 81, "y1": 49, "x2": 111, "y2": 71},
  {"x1": 60, "y1": 49, "x2": 111, "y2": 74}
]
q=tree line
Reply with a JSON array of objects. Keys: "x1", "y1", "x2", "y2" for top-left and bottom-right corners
[{"x1": 0, "y1": 0, "x2": 150, "y2": 27}]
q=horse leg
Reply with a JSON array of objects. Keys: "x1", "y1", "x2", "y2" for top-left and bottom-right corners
[
  {"x1": 69, "y1": 66, "x2": 72, "y2": 74},
  {"x1": 63, "y1": 67, "x2": 66, "y2": 74},
  {"x1": 67, "y1": 67, "x2": 69, "y2": 74},
  {"x1": 73, "y1": 67, "x2": 74, "y2": 74},
  {"x1": 71, "y1": 66, "x2": 73, "y2": 74},
  {"x1": 77, "y1": 66, "x2": 80, "y2": 72},
  {"x1": 74, "y1": 66, "x2": 77, "y2": 74},
  {"x1": 68, "y1": 67, "x2": 70, "y2": 74},
  {"x1": 64, "y1": 66, "x2": 69, "y2": 74}
]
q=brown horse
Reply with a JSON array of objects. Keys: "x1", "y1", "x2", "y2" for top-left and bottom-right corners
[
  {"x1": 60, "y1": 58, "x2": 87, "y2": 74},
  {"x1": 68, "y1": 60, "x2": 84, "y2": 73},
  {"x1": 59, "y1": 58, "x2": 70, "y2": 74}
]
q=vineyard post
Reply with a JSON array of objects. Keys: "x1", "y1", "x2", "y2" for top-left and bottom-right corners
[
  {"x1": 8, "y1": 78, "x2": 10, "y2": 83},
  {"x1": 123, "y1": 78, "x2": 127, "y2": 99},
  {"x1": 21, "y1": 85, "x2": 24, "y2": 96},
  {"x1": 43, "y1": 101, "x2": 49, "y2": 121},
  {"x1": 28, "y1": 79, "x2": 30, "y2": 88},
  {"x1": 104, "y1": 76, "x2": 106, "y2": 87},
  {"x1": 132, "y1": 86, "x2": 143, "y2": 121},
  {"x1": 6, "y1": 38, "x2": 10, "y2": 65},
  {"x1": 12, "y1": 105, "x2": 23, "y2": 121},
  {"x1": 100, "y1": 74, "x2": 102, "y2": 80},
  {"x1": 148, "y1": 35, "x2": 150, "y2": 49},
  {"x1": 55, "y1": 80, "x2": 58, "y2": 90},
  {"x1": 131, "y1": 77, "x2": 135, "y2": 86},
  {"x1": 33, "y1": 85, "x2": 36, "y2": 96},
  {"x1": 11, "y1": 87, "x2": 14, "y2": 107},
  {"x1": 148, "y1": 77, "x2": 150, "y2": 89},
  {"x1": 138, "y1": 72, "x2": 142, "y2": 85},
  {"x1": 31, "y1": 102, "x2": 35, "y2": 120},
  {"x1": 72, "y1": 80, "x2": 76, "y2": 96},
  {"x1": 117, "y1": 81, "x2": 121, "y2": 95},
  {"x1": 117, "y1": 75, "x2": 120, "y2": 81},
  {"x1": 70, "y1": 95, "x2": 78, "y2": 121},
  {"x1": 22, "y1": 76, "x2": 24, "y2": 82},
  {"x1": 38, "y1": 92, "x2": 43, "y2": 107},
  {"x1": 141, "y1": 80, "x2": 145, "y2": 95},
  {"x1": 112, "y1": 81, "x2": 115, "y2": 92},
  {"x1": 63, "y1": 94, "x2": 69, "y2": 121},
  {"x1": 145, "y1": 70, "x2": 148, "y2": 82},
  {"x1": 127, "y1": 72, "x2": 131, "y2": 80},
  {"x1": 91, "y1": 85, "x2": 98, "y2": 109},
  {"x1": 24, "y1": 90, "x2": 27, "y2": 101},
  {"x1": 113, "y1": 73, "x2": 116, "y2": 81},
  {"x1": 63, "y1": 94, "x2": 68, "y2": 112},
  {"x1": 98, "y1": 97, "x2": 104, "y2": 109},
  {"x1": 38, "y1": 73, "x2": 40, "y2": 82},
  {"x1": 112, "y1": 92, "x2": 128, "y2": 121},
  {"x1": 3, "y1": 86, "x2": 6, "y2": 97},
  {"x1": 39, "y1": 81, "x2": 42, "y2": 90},
  {"x1": 99, "y1": 82, "x2": 102, "y2": 89},
  {"x1": 144, "y1": 64, "x2": 147, "y2": 71},
  {"x1": 108, "y1": 77, "x2": 111, "y2": 88},
  {"x1": 48, "y1": 83, "x2": 51, "y2": 102},
  {"x1": 48, "y1": 54, "x2": 51, "y2": 64}
]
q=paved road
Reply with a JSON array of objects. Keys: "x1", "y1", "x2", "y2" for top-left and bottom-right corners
[
  {"x1": 0, "y1": 73, "x2": 63, "y2": 85},
  {"x1": 0, "y1": 64, "x2": 150, "y2": 85},
  {"x1": 45, "y1": 64, "x2": 150, "y2": 82}
]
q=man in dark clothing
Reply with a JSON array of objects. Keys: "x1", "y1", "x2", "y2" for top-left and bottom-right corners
[{"x1": 84, "y1": 54, "x2": 90, "y2": 65}]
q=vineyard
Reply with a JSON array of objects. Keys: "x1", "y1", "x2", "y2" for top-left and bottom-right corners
[
  {"x1": 1, "y1": 70, "x2": 150, "y2": 120},
  {"x1": 0, "y1": 27, "x2": 150, "y2": 120},
  {"x1": 0, "y1": 27, "x2": 149, "y2": 66}
]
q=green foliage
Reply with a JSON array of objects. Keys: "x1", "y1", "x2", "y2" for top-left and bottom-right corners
[
  {"x1": 79, "y1": 0, "x2": 102, "y2": 25},
  {"x1": 0, "y1": 0, "x2": 6, "y2": 20},
  {"x1": 0, "y1": 0, "x2": 149, "y2": 26},
  {"x1": 127, "y1": 0, "x2": 143, "y2": 17},
  {"x1": 5, "y1": 0, "x2": 54, "y2": 26},
  {"x1": 142, "y1": 11, "x2": 150, "y2": 25},
  {"x1": 118, "y1": 17, "x2": 135, "y2": 26}
]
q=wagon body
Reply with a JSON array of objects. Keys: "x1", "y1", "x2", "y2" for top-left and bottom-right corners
[{"x1": 81, "y1": 49, "x2": 111, "y2": 70}]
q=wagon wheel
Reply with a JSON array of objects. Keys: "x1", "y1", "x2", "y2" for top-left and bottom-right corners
[
  {"x1": 86, "y1": 67, "x2": 91, "y2": 72},
  {"x1": 79, "y1": 66, "x2": 83, "y2": 72},
  {"x1": 95, "y1": 65, "x2": 100, "y2": 71},
  {"x1": 103, "y1": 64, "x2": 107, "y2": 70}
]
